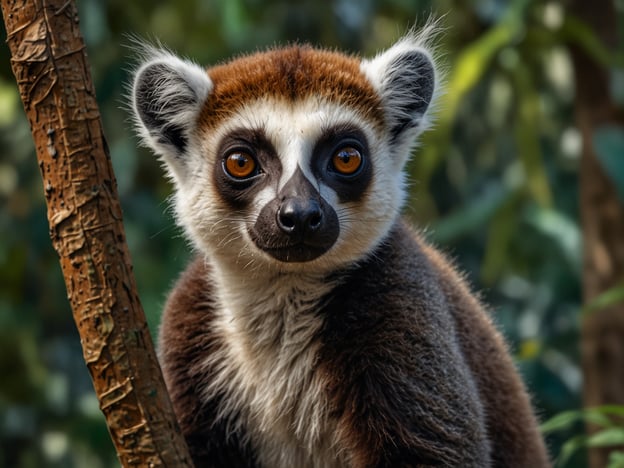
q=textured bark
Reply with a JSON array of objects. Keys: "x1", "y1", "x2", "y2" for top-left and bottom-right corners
[
  {"x1": 568, "y1": 1, "x2": 624, "y2": 466},
  {"x1": 0, "y1": 0, "x2": 193, "y2": 466}
]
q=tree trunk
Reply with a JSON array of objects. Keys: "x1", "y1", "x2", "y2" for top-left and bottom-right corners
[
  {"x1": 568, "y1": 1, "x2": 624, "y2": 466},
  {"x1": 0, "y1": 1, "x2": 193, "y2": 466}
]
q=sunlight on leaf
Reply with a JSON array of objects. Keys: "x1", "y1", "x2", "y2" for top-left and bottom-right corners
[
  {"x1": 513, "y1": 64, "x2": 552, "y2": 207},
  {"x1": 0, "y1": 80, "x2": 19, "y2": 127},
  {"x1": 441, "y1": 6, "x2": 527, "y2": 123},
  {"x1": 587, "y1": 428, "x2": 624, "y2": 447}
]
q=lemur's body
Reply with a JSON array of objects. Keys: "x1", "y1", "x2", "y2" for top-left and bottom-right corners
[{"x1": 132, "y1": 26, "x2": 550, "y2": 467}]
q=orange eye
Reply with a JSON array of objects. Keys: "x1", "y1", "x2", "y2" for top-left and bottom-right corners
[
  {"x1": 332, "y1": 147, "x2": 363, "y2": 175},
  {"x1": 225, "y1": 152, "x2": 257, "y2": 179}
]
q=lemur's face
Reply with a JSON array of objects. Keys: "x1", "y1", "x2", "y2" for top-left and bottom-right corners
[
  {"x1": 208, "y1": 98, "x2": 375, "y2": 264},
  {"x1": 132, "y1": 32, "x2": 437, "y2": 273}
]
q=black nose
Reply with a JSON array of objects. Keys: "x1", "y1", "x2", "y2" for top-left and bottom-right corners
[{"x1": 277, "y1": 198, "x2": 323, "y2": 236}]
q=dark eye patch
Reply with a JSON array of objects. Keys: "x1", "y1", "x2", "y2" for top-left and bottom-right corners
[
  {"x1": 311, "y1": 124, "x2": 373, "y2": 203},
  {"x1": 213, "y1": 127, "x2": 281, "y2": 208}
]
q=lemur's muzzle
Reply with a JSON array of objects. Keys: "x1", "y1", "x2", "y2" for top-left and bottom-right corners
[{"x1": 249, "y1": 168, "x2": 339, "y2": 262}]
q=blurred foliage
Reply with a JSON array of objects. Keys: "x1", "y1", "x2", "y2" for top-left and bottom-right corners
[
  {"x1": 542, "y1": 406, "x2": 624, "y2": 467},
  {"x1": 0, "y1": 0, "x2": 622, "y2": 466}
]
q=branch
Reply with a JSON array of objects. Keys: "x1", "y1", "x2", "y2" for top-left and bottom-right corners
[{"x1": 0, "y1": 1, "x2": 193, "y2": 465}]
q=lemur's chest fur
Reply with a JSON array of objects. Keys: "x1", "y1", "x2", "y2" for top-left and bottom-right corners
[{"x1": 203, "y1": 267, "x2": 342, "y2": 467}]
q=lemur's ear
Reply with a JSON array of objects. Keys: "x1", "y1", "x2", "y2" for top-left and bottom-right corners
[
  {"x1": 361, "y1": 28, "x2": 438, "y2": 155},
  {"x1": 131, "y1": 48, "x2": 212, "y2": 175}
]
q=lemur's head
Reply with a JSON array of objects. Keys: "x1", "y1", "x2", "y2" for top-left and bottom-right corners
[{"x1": 131, "y1": 26, "x2": 439, "y2": 274}]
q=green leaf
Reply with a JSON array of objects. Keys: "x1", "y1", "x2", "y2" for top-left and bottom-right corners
[
  {"x1": 593, "y1": 125, "x2": 624, "y2": 202},
  {"x1": 593, "y1": 405, "x2": 624, "y2": 417},
  {"x1": 587, "y1": 428, "x2": 624, "y2": 447},
  {"x1": 512, "y1": 63, "x2": 552, "y2": 207},
  {"x1": 541, "y1": 410, "x2": 583, "y2": 434},
  {"x1": 608, "y1": 451, "x2": 624, "y2": 468},
  {"x1": 430, "y1": 183, "x2": 511, "y2": 244},
  {"x1": 525, "y1": 206, "x2": 582, "y2": 274},
  {"x1": 583, "y1": 282, "x2": 624, "y2": 316},
  {"x1": 557, "y1": 434, "x2": 588, "y2": 467},
  {"x1": 561, "y1": 16, "x2": 624, "y2": 68},
  {"x1": 442, "y1": 0, "x2": 531, "y2": 118},
  {"x1": 583, "y1": 409, "x2": 616, "y2": 428},
  {"x1": 541, "y1": 405, "x2": 624, "y2": 435},
  {"x1": 480, "y1": 192, "x2": 521, "y2": 285}
]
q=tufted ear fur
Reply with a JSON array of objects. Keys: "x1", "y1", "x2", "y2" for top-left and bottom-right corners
[
  {"x1": 360, "y1": 26, "x2": 439, "y2": 161},
  {"x1": 131, "y1": 47, "x2": 212, "y2": 179}
]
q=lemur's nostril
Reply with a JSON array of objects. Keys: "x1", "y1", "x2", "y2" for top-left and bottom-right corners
[
  {"x1": 309, "y1": 212, "x2": 322, "y2": 230},
  {"x1": 277, "y1": 205, "x2": 296, "y2": 231}
]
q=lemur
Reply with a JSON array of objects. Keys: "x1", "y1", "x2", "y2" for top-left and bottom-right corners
[{"x1": 131, "y1": 24, "x2": 550, "y2": 468}]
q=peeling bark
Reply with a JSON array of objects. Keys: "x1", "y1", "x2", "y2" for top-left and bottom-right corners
[{"x1": 0, "y1": 1, "x2": 193, "y2": 466}]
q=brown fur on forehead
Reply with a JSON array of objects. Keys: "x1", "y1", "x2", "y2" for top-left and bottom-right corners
[{"x1": 198, "y1": 45, "x2": 384, "y2": 129}]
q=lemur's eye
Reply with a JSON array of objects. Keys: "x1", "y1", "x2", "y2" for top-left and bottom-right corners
[
  {"x1": 331, "y1": 147, "x2": 363, "y2": 175},
  {"x1": 224, "y1": 152, "x2": 257, "y2": 179}
]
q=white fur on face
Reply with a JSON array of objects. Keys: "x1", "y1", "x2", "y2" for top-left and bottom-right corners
[{"x1": 174, "y1": 96, "x2": 406, "y2": 277}]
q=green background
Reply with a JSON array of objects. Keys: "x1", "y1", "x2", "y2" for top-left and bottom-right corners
[{"x1": 1, "y1": 0, "x2": 621, "y2": 466}]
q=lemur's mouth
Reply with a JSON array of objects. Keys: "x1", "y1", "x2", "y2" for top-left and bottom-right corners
[{"x1": 252, "y1": 240, "x2": 331, "y2": 263}]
